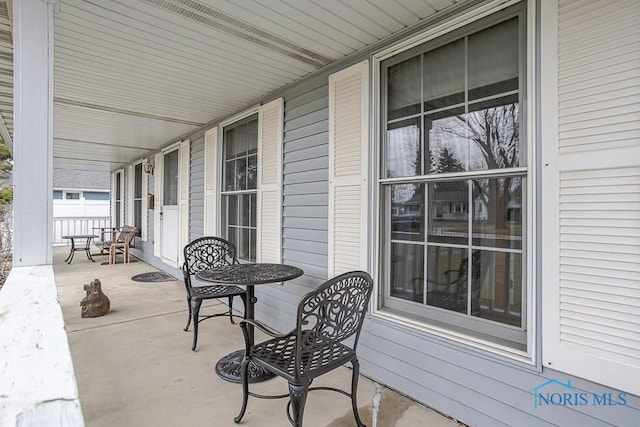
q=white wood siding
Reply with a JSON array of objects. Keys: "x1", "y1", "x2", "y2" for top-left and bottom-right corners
[
  {"x1": 179, "y1": 139, "x2": 190, "y2": 264},
  {"x1": 203, "y1": 127, "x2": 218, "y2": 236},
  {"x1": 257, "y1": 98, "x2": 284, "y2": 263},
  {"x1": 543, "y1": 0, "x2": 640, "y2": 396},
  {"x1": 328, "y1": 60, "x2": 369, "y2": 276}
]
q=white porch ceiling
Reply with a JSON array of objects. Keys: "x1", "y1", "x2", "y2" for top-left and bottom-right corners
[{"x1": 17, "y1": 0, "x2": 461, "y2": 171}]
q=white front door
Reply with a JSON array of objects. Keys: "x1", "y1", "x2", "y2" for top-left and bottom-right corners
[{"x1": 161, "y1": 147, "x2": 180, "y2": 266}]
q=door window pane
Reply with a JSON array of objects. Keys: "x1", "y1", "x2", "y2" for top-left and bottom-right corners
[{"x1": 163, "y1": 149, "x2": 179, "y2": 205}]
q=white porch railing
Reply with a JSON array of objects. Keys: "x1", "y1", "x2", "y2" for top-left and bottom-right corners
[
  {"x1": 0, "y1": 266, "x2": 84, "y2": 425},
  {"x1": 53, "y1": 216, "x2": 111, "y2": 246}
]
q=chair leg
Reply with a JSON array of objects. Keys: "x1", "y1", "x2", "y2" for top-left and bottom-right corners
[
  {"x1": 228, "y1": 296, "x2": 235, "y2": 324},
  {"x1": 288, "y1": 382, "x2": 310, "y2": 427},
  {"x1": 351, "y1": 359, "x2": 366, "y2": 427},
  {"x1": 233, "y1": 355, "x2": 251, "y2": 424},
  {"x1": 183, "y1": 295, "x2": 192, "y2": 332},
  {"x1": 240, "y1": 293, "x2": 248, "y2": 320},
  {"x1": 191, "y1": 299, "x2": 202, "y2": 351}
]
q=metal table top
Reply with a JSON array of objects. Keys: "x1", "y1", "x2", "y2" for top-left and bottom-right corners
[{"x1": 196, "y1": 263, "x2": 303, "y2": 285}]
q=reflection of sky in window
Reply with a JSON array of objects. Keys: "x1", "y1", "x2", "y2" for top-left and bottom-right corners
[
  {"x1": 393, "y1": 184, "x2": 416, "y2": 204},
  {"x1": 387, "y1": 125, "x2": 419, "y2": 178},
  {"x1": 387, "y1": 125, "x2": 419, "y2": 204}
]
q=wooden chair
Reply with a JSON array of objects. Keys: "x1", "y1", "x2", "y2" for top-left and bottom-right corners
[
  {"x1": 234, "y1": 271, "x2": 374, "y2": 427},
  {"x1": 182, "y1": 237, "x2": 248, "y2": 351},
  {"x1": 104, "y1": 226, "x2": 137, "y2": 266}
]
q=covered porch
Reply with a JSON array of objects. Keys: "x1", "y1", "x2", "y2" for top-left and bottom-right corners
[
  {"x1": 52, "y1": 246, "x2": 457, "y2": 426},
  {"x1": 4, "y1": 0, "x2": 640, "y2": 426}
]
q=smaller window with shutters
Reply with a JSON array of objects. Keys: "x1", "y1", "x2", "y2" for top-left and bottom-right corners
[{"x1": 221, "y1": 114, "x2": 258, "y2": 262}]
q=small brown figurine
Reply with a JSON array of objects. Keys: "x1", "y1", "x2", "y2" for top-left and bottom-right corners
[{"x1": 80, "y1": 279, "x2": 110, "y2": 318}]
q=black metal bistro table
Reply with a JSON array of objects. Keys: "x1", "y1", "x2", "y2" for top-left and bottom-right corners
[
  {"x1": 62, "y1": 234, "x2": 98, "y2": 264},
  {"x1": 196, "y1": 263, "x2": 303, "y2": 383}
]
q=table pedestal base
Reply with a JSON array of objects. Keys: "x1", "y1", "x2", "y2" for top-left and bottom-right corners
[{"x1": 215, "y1": 349, "x2": 275, "y2": 383}]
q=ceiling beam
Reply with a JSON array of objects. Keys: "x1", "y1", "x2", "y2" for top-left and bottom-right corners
[
  {"x1": 54, "y1": 97, "x2": 205, "y2": 126},
  {"x1": 54, "y1": 137, "x2": 156, "y2": 151}
]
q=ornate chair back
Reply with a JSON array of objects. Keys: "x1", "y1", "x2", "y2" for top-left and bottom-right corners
[
  {"x1": 292, "y1": 271, "x2": 373, "y2": 379},
  {"x1": 183, "y1": 236, "x2": 238, "y2": 278}
]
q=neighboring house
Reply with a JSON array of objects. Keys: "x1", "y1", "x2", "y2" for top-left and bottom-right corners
[
  {"x1": 9, "y1": 1, "x2": 639, "y2": 426},
  {"x1": 52, "y1": 169, "x2": 110, "y2": 218}
]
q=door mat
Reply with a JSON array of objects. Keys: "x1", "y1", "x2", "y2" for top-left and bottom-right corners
[{"x1": 131, "y1": 272, "x2": 177, "y2": 282}]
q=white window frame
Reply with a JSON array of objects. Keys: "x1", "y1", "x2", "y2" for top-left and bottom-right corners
[
  {"x1": 370, "y1": 0, "x2": 537, "y2": 362},
  {"x1": 219, "y1": 107, "x2": 260, "y2": 262}
]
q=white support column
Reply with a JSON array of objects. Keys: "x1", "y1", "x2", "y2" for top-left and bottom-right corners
[{"x1": 13, "y1": 0, "x2": 57, "y2": 266}]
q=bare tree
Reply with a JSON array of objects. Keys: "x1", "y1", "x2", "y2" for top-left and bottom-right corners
[{"x1": 437, "y1": 103, "x2": 521, "y2": 228}]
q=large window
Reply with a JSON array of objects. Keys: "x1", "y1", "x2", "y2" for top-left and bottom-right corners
[
  {"x1": 379, "y1": 9, "x2": 526, "y2": 350},
  {"x1": 222, "y1": 114, "x2": 258, "y2": 262}
]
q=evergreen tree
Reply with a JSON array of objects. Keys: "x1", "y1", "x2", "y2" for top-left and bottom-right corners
[{"x1": 0, "y1": 138, "x2": 13, "y2": 205}]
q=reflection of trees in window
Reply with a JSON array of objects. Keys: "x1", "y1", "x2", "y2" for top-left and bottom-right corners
[
  {"x1": 435, "y1": 102, "x2": 521, "y2": 238},
  {"x1": 432, "y1": 147, "x2": 464, "y2": 174},
  {"x1": 436, "y1": 102, "x2": 520, "y2": 171}
]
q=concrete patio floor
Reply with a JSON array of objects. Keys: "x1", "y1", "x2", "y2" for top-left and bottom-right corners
[{"x1": 53, "y1": 246, "x2": 461, "y2": 427}]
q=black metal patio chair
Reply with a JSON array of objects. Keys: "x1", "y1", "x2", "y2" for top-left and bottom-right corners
[
  {"x1": 234, "y1": 270, "x2": 374, "y2": 427},
  {"x1": 182, "y1": 237, "x2": 247, "y2": 351}
]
